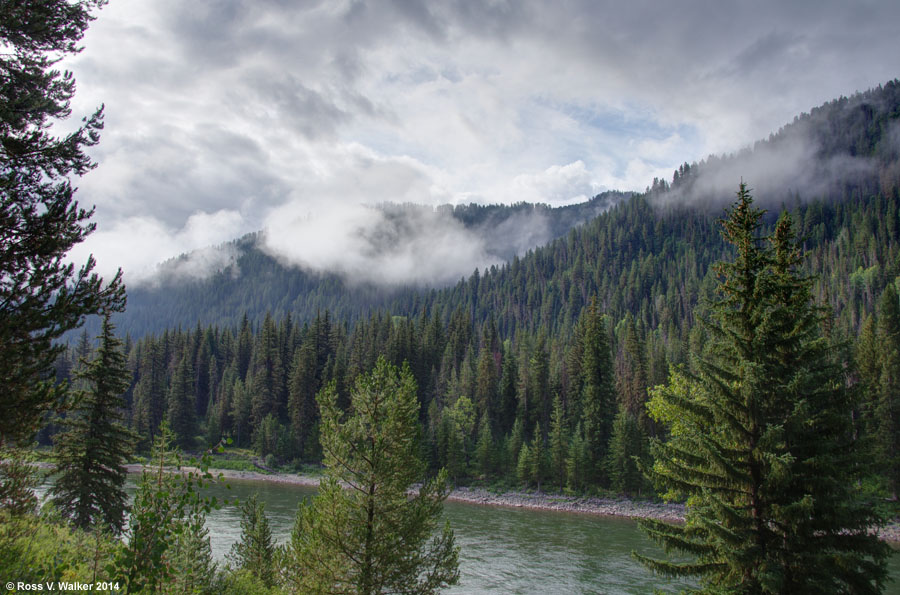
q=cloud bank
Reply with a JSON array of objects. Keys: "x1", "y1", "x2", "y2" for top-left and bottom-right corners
[{"x1": 57, "y1": 0, "x2": 900, "y2": 285}]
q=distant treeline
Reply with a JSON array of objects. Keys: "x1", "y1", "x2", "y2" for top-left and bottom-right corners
[{"x1": 51, "y1": 178, "x2": 900, "y2": 495}]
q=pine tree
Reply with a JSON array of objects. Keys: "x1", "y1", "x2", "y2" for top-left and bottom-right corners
[
  {"x1": 549, "y1": 395, "x2": 568, "y2": 490},
  {"x1": 637, "y1": 184, "x2": 891, "y2": 593},
  {"x1": 505, "y1": 417, "x2": 525, "y2": 479},
  {"x1": 605, "y1": 405, "x2": 646, "y2": 497},
  {"x1": 874, "y1": 285, "x2": 900, "y2": 497},
  {"x1": 131, "y1": 339, "x2": 166, "y2": 450},
  {"x1": 579, "y1": 300, "x2": 616, "y2": 484},
  {"x1": 287, "y1": 339, "x2": 318, "y2": 459},
  {"x1": 166, "y1": 353, "x2": 197, "y2": 449},
  {"x1": 228, "y1": 493, "x2": 276, "y2": 588},
  {"x1": 565, "y1": 422, "x2": 589, "y2": 493},
  {"x1": 0, "y1": 0, "x2": 124, "y2": 443},
  {"x1": 474, "y1": 413, "x2": 494, "y2": 479},
  {"x1": 498, "y1": 348, "x2": 518, "y2": 436},
  {"x1": 250, "y1": 312, "x2": 285, "y2": 425},
  {"x1": 115, "y1": 423, "x2": 222, "y2": 593},
  {"x1": 530, "y1": 422, "x2": 546, "y2": 492},
  {"x1": 50, "y1": 313, "x2": 135, "y2": 534},
  {"x1": 286, "y1": 357, "x2": 458, "y2": 593},
  {"x1": 516, "y1": 442, "x2": 532, "y2": 487},
  {"x1": 475, "y1": 345, "x2": 499, "y2": 424}
]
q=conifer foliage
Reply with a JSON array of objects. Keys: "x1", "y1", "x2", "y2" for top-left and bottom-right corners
[
  {"x1": 637, "y1": 184, "x2": 891, "y2": 593},
  {"x1": 285, "y1": 357, "x2": 459, "y2": 594},
  {"x1": 50, "y1": 313, "x2": 135, "y2": 534},
  {"x1": 228, "y1": 493, "x2": 276, "y2": 588},
  {"x1": 0, "y1": 0, "x2": 125, "y2": 443}
]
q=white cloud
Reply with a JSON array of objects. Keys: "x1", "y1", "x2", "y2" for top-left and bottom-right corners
[
  {"x1": 509, "y1": 161, "x2": 601, "y2": 205},
  {"x1": 261, "y1": 202, "x2": 491, "y2": 286},
  {"x1": 55, "y1": 0, "x2": 900, "y2": 285},
  {"x1": 69, "y1": 210, "x2": 245, "y2": 286}
]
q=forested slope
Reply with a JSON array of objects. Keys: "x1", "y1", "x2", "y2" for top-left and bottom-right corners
[
  {"x1": 116, "y1": 193, "x2": 627, "y2": 337},
  {"x1": 53, "y1": 79, "x2": 900, "y2": 496}
]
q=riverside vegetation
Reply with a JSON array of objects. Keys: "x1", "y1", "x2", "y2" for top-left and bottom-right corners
[{"x1": 3, "y1": 0, "x2": 900, "y2": 593}]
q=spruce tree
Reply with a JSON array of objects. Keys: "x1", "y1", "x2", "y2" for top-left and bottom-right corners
[
  {"x1": 474, "y1": 413, "x2": 494, "y2": 479},
  {"x1": 579, "y1": 300, "x2": 616, "y2": 484},
  {"x1": 116, "y1": 423, "x2": 221, "y2": 593},
  {"x1": 228, "y1": 493, "x2": 276, "y2": 588},
  {"x1": 530, "y1": 422, "x2": 547, "y2": 491},
  {"x1": 549, "y1": 394, "x2": 569, "y2": 490},
  {"x1": 50, "y1": 313, "x2": 135, "y2": 533},
  {"x1": 285, "y1": 357, "x2": 458, "y2": 594},
  {"x1": 0, "y1": 0, "x2": 125, "y2": 443},
  {"x1": 605, "y1": 405, "x2": 646, "y2": 497},
  {"x1": 637, "y1": 184, "x2": 891, "y2": 593},
  {"x1": 166, "y1": 353, "x2": 197, "y2": 449},
  {"x1": 874, "y1": 285, "x2": 900, "y2": 497}
]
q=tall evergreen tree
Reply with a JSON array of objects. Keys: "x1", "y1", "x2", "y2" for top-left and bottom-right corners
[
  {"x1": 474, "y1": 413, "x2": 495, "y2": 479},
  {"x1": 579, "y1": 300, "x2": 616, "y2": 484},
  {"x1": 228, "y1": 493, "x2": 276, "y2": 588},
  {"x1": 0, "y1": 0, "x2": 124, "y2": 443},
  {"x1": 638, "y1": 184, "x2": 890, "y2": 593},
  {"x1": 131, "y1": 338, "x2": 166, "y2": 450},
  {"x1": 285, "y1": 357, "x2": 459, "y2": 594},
  {"x1": 250, "y1": 312, "x2": 285, "y2": 424},
  {"x1": 287, "y1": 338, "x2": 318, "y2": 459},
  {"x1": 50, "y1": 313, "x2": 135, "y2": 533},
  {"x1": 605, "y1": 405, "x2": 646, "y2": 497},
  {"x1": 166, "y1": 353, "x2": 197, "y2": 449},
  {"x1": 549, "y1": 394, "x2": 568, "y2": 490},
  {"x1": 874, "y1": 285, "x2": 900, "y2": 497}
]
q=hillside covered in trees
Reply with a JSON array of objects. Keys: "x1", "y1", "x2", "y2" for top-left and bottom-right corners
[
  {"x1": 113, "y1": 192, "x2": 628, "y2": 337},
  {"x1": 7, "y1": 0, "x2": 900, "y2": 590},
  {"x1": 51, "y1": 80, "x2": 900, "y2": 499}
]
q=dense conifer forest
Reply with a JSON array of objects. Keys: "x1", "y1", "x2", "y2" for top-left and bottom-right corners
[
  {"x1": 5, "y1": 1, "x2": 900, "y2": 589},
  {"x1": 47, "y1": 80, "x2": 900, "y2": 500}
]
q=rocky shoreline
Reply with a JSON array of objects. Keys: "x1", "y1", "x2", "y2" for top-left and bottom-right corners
[{"x1": 125, "y1": 464, "x2": 899, "y2": 543}]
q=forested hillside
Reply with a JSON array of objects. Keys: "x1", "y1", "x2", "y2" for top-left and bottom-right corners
[
  {"x1": 53, "y1": 80, "x2": 900, "y2": 496},
  {"x1": 114, "y1": 192, "x2": 628, "y2": 337}
]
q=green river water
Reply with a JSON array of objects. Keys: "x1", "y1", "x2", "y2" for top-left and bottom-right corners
[{"x1": 35, "y1": 476, "x2": 900, "y2": 593}]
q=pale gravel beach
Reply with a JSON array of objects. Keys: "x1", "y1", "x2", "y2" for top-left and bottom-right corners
[{"x1": 119, "y1": 463, "x2": 900, "y2": 542}]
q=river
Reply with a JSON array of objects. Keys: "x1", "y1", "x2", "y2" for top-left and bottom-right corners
[{"x1": 35, "y1": 476, "x2": 899, "y2": 594}]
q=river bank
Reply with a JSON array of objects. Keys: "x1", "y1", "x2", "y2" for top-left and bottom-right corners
[{"x1": 120, "y1": 464, "x2": 900, "y2": 542}]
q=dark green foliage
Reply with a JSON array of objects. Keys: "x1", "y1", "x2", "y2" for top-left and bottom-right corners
[
  {"x1": 115, "y1": 424, "x2": 222, "y2": 593},
  {"x1": 579, "y1": 302, "x2": 616, "y2": 484},
  {"x1": 35, "y1": 80, "x2": 900, "y2": 524},
  {"x1": 474, "y1": 413, "x2": 495, "y2": 479},
  {"x1": 131, "y1": 339, "x2": 167, "y2": 450},
  {"x1": 529, "y1": 422, "x2": 547, "y2": 491},
  {"x1": 0, "y1": 446, "x2": 39, "y2": 516},
  {"x1": 112, "y1": 196, "x2": 628, "y2": 337},
  {"x1": 50, "y1": 314, "x2": 135, "y2": 534},
  {"x1": 565, "y1": 422, "x2": 589, "y2": 493},
  {"x1": 549, "y1": 395, "x2": 568, "y2": 491},
  {"x1": 228, "y1": 493, "x2": 276, "y2": 588},
  {"x1": 605, "y1": 406, "x2": 647, "y2": 497},
  {"x1": 0, "y1": 0, "x2": 124, "y2": 443},
  {"x1": 167, "y1": 352, "x2": 197, "y2": 449},
  {"x1": 638, "y1": 185, "x2": 891, "y2": 593},
  {"x1": 284, "y1": 357, "x2": 459, "y2": 594},
  {"x1": 873, "y1": 285, "x2": 900, "y2": 496}
]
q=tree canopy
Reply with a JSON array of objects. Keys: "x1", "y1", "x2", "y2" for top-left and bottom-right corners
[
  {"x1": 0, "y1": 0, "x2": 124, "y2": 443},
  {"x1": 637, "y1": 184, "x2": 891, "y2": 593}
]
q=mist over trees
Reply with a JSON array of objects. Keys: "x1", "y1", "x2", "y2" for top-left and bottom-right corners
[{"x1": 3, "y1": 2, "x2": 900, "y2": 588}]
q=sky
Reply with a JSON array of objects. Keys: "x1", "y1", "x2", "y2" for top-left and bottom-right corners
[{"x1": 60, "y1": 0, "x2": 900, "y2": 285}]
